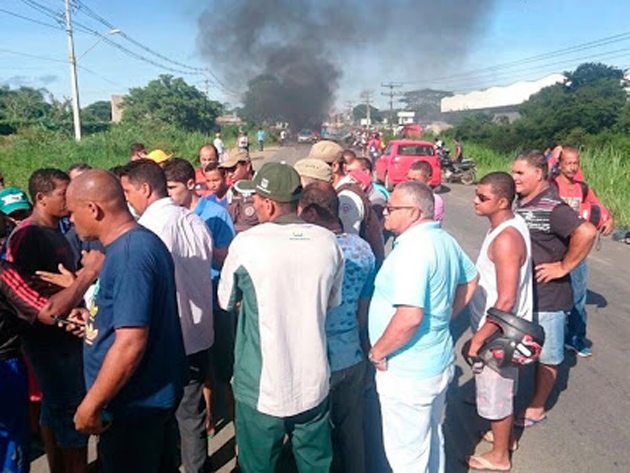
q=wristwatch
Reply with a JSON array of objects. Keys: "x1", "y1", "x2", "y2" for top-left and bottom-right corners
[{"x1": 368, "y1": 350, "x2": 387, "y2": 368}]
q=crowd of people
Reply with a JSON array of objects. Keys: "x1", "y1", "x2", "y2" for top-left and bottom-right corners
[{"x1": 0, "y1": 137, "x2": 612, "y2": 473}]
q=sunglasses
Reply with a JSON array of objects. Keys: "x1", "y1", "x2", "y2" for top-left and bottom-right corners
[{"x1": 474, "y1": 192, "x2": 492, "y2": 202}]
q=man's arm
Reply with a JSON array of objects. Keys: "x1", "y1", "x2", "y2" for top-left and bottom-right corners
[
  {"x1": 369, "y1": 305, "x2": 423, "y2": 367},
  {"x1": 451, "y1": 275, "x2": 479, "y2": 318},
  {"x1": 469, "y1": 228, "x2": 525, "y2": 356},
  {"x1": 536, "y1": 221, "x2": 596, "y2": 283},
  {"x1": 74, "y1": 327, "x2": 148, "y2": 434}
]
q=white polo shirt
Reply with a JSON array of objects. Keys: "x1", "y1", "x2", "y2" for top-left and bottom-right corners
[{"x1": 139, "y1": 198, "x2": 214, "y2": 355}]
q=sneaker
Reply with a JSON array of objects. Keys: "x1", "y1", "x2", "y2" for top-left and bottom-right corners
[{"x1": 565, "y1": 338, "x2": 592, "y2": 358}]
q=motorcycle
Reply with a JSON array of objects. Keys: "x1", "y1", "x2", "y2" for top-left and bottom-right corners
[{"x1": 440, "y1": 150, "x2": 476, "y2": 186}]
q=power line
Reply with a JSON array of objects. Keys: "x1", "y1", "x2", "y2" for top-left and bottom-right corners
[
  {"x1": 69, "y1": 0, "x2": 239, "y2": 95},
  {"x1": 381, "y1": 82, "x2": 403, "y2": 129},
  {"x1": 0, "y1": 48, "x2": 66, "y2": 63},
  {"x1": 0, "y1": 7, "x2": 63, "y2": 30},
  {"x1": 398, "y1": 29, "x2": 630, "y2": 88}
]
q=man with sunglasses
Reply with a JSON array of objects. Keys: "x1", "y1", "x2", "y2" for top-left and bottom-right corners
[
  {"x1": 219, "y1": 149, "x2": 259, "y2": 233},
  {"x1": 368, "y1": 181, "x2": 478, "y2": 473},
  {"x1": 466, "y1": 172, "x2": 533, "y2": 472}
]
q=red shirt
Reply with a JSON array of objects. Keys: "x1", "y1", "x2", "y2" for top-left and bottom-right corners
[
  {"x1": 553, "y1": 176, "x2": 611, "y2": 222},
  {"x1": 194, "y1": 168, "x2": 213, "y2": 198}
]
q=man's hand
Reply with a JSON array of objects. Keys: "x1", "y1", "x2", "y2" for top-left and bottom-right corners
[
  {"x1": 81, "y1": 250, "x2": 105, "y2": 276},
  {"x1": 74, "y1": 399, "x2": 108, "y2": 435},
  {"x1": 535, "y1": 261, "x2": 567, "y2": 283},
  {"x1": 36, "y1": 263, "x2": 76, "y2": 288},
  {"x1": 601, "y1": 217, "x2": 614, "y2": 237},
  {"x1": 58, "y1": 308, "x2": 88, "y2": 338}
]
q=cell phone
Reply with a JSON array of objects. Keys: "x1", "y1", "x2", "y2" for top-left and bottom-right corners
[{"x1": 52, "y1": 315, "x2": 85, "y2": 327}]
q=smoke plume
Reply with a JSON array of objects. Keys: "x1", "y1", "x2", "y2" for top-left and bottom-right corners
[{"x1": 197, "y1": 0, "x2": 496, "y2": 129}]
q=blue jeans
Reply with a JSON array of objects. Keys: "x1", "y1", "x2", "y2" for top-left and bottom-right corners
[
  {"x1": 0, "y1": 357, "x2": 29, "y2": 473},
  {"x1": 566, "y1": 260, "x2": 588, "y2": 344}
]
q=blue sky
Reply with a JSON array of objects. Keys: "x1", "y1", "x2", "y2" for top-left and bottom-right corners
[{"x1": 2, "y1": 0, "x2": 630, "y2": 111}]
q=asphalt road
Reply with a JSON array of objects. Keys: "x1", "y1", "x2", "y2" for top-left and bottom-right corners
[{"x1": 31, "y1": 144, "x2": 630, "y2": 472}]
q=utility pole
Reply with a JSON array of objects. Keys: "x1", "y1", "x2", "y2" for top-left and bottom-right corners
[
  {"x1": 381, "y1": 82, "x2": 403, "y2": 131},
  {"x1": 360, "y1": 90, "x2": 374, "y2": 127},
  {"x1": 345, "y1": 100, "x2": 354, "y2": 124},
  {"x1": 65, "y1": 0, "x2": 81, "y2": 141}
]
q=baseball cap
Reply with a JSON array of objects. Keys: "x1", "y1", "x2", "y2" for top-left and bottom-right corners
[
  {"x1": 294, "y1": 158, "x2": 332, "y2": 182},
  {"x1": 146, "y1": 149, "x2": 172, "y2": 163},
  {"x1": 307, "y1": 140, "x2": 344, "y2": 164},
  {"x1": 235, "y1": 162, "x2": 302, "y2": 203},
  {"x1": 0, "y1": 187, "x2": 31, "y2": 215},
  {"x1": 219, "y1": 148, "x2": 251, "y2": 168}
]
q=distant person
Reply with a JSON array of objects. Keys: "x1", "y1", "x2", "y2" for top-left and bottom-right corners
[
  {"x1": 467, "y1": 172, "x2": 532, "y2": 472},
  {"x1": 196, "y1": 144, "x2": 220, "y2": 197},
  {"x1": 298, "y1": 182, "x2": 375, "y2": 473},
  {"x1": 512, "y1": 150, "x2": 596, "y2": 428},
  {"x1": 213, "y1": 133, "x2": 225, "y2": 161},
  {"x1": 237, "y1": 131, "x2": 249, "y2": 151},
  {"x1": 257, "y1": 127, "x2": 265, "y2": 151},
  {"x1": 369, "y1": 181, "x2": 478, "y2": 472},
  {"x1": 280, "y1": 129, "x2": 287, "y2": 146},
  {"x1": 130, "y1": 143, "x2": 147, "y2": 161},
  {"x1": 4, "y1": 169, "x2": 88, "y2": 473},
  {"x1": 553, "y1": 147, "x2": 613, "y2": 357},
  {"x1": 407, "y1": 160, "x2": 444, "y2": 222},
  {"x1": 204, "y1": 162, "x2": 230, "y2": 208},
  {"x1": 66, "y1": 170, "x2": 188, "y2": 473},
  {"x1": 219, "y1": 163, "x2": 344, "y2": 472},
  {"x1": 219, "y1": 149, "x2": 259, "y2": 233},
  {"x1": 454, "y1": 137, "x2": 464, "y2": 162}
]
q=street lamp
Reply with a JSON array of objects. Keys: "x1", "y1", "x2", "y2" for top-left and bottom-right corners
[{"x1": 78, "y1": 29, "x2": 120, "y2": 60}]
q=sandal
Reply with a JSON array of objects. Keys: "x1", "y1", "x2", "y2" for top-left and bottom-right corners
[
  {"x1": 468, "y1": 455, "x2": 511, "y2": 471},
  {"x1": 515, "y1": 414, "x2": 547, "y2": 428}
]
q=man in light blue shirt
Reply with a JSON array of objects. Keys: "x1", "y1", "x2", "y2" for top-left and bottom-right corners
[{"x1": 368, "y1": 181, "x2": 478, "y2": 473}]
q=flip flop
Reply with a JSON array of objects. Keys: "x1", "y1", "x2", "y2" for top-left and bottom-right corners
[
  {"x1": 482, "y1": 431, "x2": 519, "y2": 452},
  {"x1": 515, "y1": 414, "x2": 547, "y2": 428},
  {"x1": 467, "y1": 455, "x2": 511, "y2": 471}
]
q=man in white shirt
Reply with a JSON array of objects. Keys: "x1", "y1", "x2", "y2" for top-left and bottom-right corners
[{"x1": 120, "y1": 160, "x2": 214, "y2": 473}]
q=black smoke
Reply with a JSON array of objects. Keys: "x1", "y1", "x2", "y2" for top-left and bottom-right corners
[{"x1": 197, "y1": 0, "x2": 497, "y2": 129}]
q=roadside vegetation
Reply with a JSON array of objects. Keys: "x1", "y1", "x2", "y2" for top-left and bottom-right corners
[{"x1": 443, "y1": 62, "x2": 630, "y2": 226}]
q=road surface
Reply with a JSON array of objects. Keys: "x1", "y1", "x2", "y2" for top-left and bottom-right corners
[{"x1": 31, "y1": 145, "x2": 630, "y2": 472}]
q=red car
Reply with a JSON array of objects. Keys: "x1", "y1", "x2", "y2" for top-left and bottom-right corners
[{"x1": 375, "y1": 140, "x2": 441, "y2": 190}]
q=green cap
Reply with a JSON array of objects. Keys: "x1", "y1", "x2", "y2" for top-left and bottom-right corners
[
  {"x1": 0, "y1": 187, "x2": 31, "y2": 215},
  {"x1": 234, "y1": 162, "x2": 302, "y2": 203}
]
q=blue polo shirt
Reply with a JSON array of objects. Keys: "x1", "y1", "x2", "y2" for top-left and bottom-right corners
[
  {"x1": 84, "y1": 227, "x2": 188, "y2": 418},
  {"x1": 369, "y1": 222, "x2": 477, "y2": 379},
  {"x1": 194, "y1": 197, "x2": 235, "y2": 279}
]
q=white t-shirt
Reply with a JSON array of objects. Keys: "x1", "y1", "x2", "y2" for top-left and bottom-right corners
[
  {"x1": 335, "y1": 175, "x2": 365, "y2": 234},
  {"x1": 213, "y1": 137, "x2": 224, "y2": 156},
  {"x1": 139, "y1": 198, "x2": 214, "y2": 354}
]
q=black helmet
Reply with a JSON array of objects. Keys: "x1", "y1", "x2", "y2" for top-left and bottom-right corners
[{"x1": 470, "y1": 308, "x2": 545, "y2": 372}]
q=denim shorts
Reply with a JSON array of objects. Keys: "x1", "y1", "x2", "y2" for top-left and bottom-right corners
[
  {"x1": 535, "y1": 311, "x2": 568, "y2": 366},
  {"x1": 22, "y1": 341, "x2": 88, "y2": 448}
]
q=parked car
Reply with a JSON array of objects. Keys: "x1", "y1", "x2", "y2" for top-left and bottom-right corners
[
  {"x1": 375, "y1": 140, "x2": 441, "y2": 190},
  {"x1": 297, "y1": 129, "x2": 315, "y2": 143}
]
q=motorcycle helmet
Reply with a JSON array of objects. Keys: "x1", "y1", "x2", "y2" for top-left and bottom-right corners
[
  {"x1": 579, "y1": 202, "x2": 605, "y2": 230},
  {"x1": 470, "y1": 308, "x2": 545, "y2": 372}
]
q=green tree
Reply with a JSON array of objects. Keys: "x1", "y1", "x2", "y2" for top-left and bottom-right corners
[
  {"x1": 121, "y1": 75, "x2": 222, "y2": 132},
  {"x1": 0, "y1": 86, "x2": 52, "y2": 129},
  {"x1": 82, "y1": 100, "x2": 112, "y2": 123},
  {"x1": 352, "y1": 104, "x2": 383, "y2": 123}
]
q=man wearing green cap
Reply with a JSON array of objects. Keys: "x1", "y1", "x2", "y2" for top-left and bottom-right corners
[
  {"x1": 0, "y1": 188, "x2": 32, "y2": 249},
  {"x1": 218, "y1": 162, "x2": 345, "y2": 473}
]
